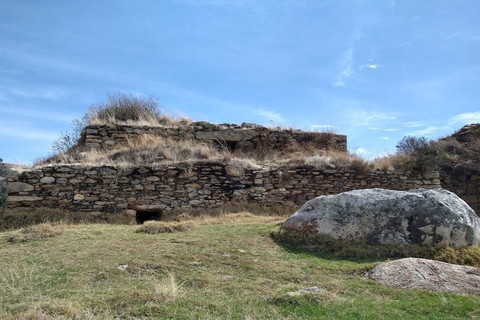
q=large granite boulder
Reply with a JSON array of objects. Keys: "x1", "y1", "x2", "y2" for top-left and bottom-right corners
[
  {"x1": 281, "y1": 188, "x2": 480, "y2": 247},
  {"x1": 365, "y1": 258, "x2": 480, "y2": 295}
]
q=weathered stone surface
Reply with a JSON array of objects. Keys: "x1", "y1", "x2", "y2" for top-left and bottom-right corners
[
  {"x1": 195, "y1": 129, "x2": 257, "y2": 142},
  {"x1": 225, "y1": 165, "x2": 244, "y2": 177},
  {"x1": 281, "y1": 188, "x2": 480, "y2": 247},
  {"x1": 40, "y1": 177, "x2": 56, "y2": 184},
  {"x1": 365, "y1": 258, "x2": 480, "y2": 295},
  {"x1": 7, "y1": 182, "x2": 34, "y2": 193},
  {"x1": 73, "y1": 194, "x2": 85, "y2": 200},
  {"x1": 130, "y1": 204, "x2": 167, "y2": 211},
  {"x1": 6, "y1": 196, "x2": 43, "y2": 202}
]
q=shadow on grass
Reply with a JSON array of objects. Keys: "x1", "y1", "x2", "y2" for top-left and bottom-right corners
[{"x1": 270, "y1": 229, "x2": 480, "y2": 267}]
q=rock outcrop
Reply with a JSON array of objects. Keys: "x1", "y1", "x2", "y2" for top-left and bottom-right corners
[
  {"x1": 281, "y1": 188, "x2": 480, "y2": 247},
  {"x1": 365, "y1": 258, "x2": 480, "y2": 295}
]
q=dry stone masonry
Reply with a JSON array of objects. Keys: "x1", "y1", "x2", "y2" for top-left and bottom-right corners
[
  {"x1": 5, "y1": 163, "x2": 441, "y2": 216},
  {"x1": 0, "y1": 159, "x2": 7, "y2": 209},
  {"x1": 81, "y1": 122, "x2": 348, "y2": 152}
]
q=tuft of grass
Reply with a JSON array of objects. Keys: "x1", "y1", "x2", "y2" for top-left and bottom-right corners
[
  {"x1": 136, "y1": 221, "x2": 196, "y2": 234},
  {"x1": 6, "y1": 223, "x2": 63, "y2": 243},
  {"x1": 271, "y1": 229, "x2": 480, "y2": 267},
  {"x1": 153, "y1": 273, "x2": 182, "y2": 302}
]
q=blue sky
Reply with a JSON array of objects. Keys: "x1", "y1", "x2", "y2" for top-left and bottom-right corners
[{"x1": 1, "y1": 0, "x2": 479, "y2": 165}]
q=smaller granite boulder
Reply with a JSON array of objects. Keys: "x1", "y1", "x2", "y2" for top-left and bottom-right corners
[
  {"x1": 281, "y1": 188, "x2": 480, "y2": 247},
  {"x1": 365, "y1": 258, "x2": 480, "y2": 295}
]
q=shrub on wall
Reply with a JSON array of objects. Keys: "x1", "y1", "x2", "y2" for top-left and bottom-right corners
[{"x1": 51, "y1": 93, "x2": 167, "y2": 154}]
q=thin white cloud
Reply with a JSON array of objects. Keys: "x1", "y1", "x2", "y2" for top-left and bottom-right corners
[
  {"x1": 254, "y1": 108, "x2": 285, "y2": 123},
  {"x1": 350, "y1": 110, "x2": 397, "y2": 127},
  {"x1": 333, "y1": 48, "x2": 354, "y2": 87},
  {"x1": 0, "y1": 122, "x2": 59, "y2": 141},
  {"x1": 383, "y1": 128, "x2": 399, "y2": 132},
  {"x1": 408, "y1": 126, "x2": 438, "y2": 136},
  {"x1": 0, "y1": 106, "x2": 77, "y2": 123},
  {"x1": 0, "y1": 85, "x2": 65, "y2": 100},
  {"x1": 358, "y1": 64, "x2": 380, "y2": 70},
  {"x1": 380, "y1": 137, "x2": 389, "y2": 140},
  {"x1": 404, "y1": 121, "x2": 429, "y2": 127},
  {"x1": 449, "y1": 112, "x2": 480, "y2": 125}
]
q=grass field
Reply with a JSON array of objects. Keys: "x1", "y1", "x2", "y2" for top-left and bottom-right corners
[{"x1": 1, "y1": 213, "x2": 480, "y2": 319}]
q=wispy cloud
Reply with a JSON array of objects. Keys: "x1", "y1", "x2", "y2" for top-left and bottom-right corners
[
  {"x1": 358, "y1": 64, "x2": 380, "y2": 70},
  {"x1": 0, "y1": 120, "x2": 59, "y2": 141},
  {"x1": 449, "y1": 111, "x2": 480, "y2": 125},
  {"x1": 404, "y1": 121, "x2": 429, "y2": 127},
  {"x1": 380, "y1": 136, "x2": 389, "y2": 140},
  {"x1": 254, "y1": 108, "x2": 285, "y2": 123},
  {"x1": 408, "y1": 126, "x2": 439, "y2": 136},
  {"x1": 383, "y1": 128, "x2": 399, "y2": 132},
  {"x1": 0, "y1": 85, "x2": 65, "y2": 100},
  {"x1": 349, "y1": 109, "x2": 397, "y2": 127},
  {"x1": 333, "y1": 48, "x2": 354, "y2": 87},
  {"x1": 0, "y1": 106, "x2": 77, "y2": 123}
]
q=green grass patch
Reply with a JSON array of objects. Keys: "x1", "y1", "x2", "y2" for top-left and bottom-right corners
[
  {"x1": 272, "y1": 229, "x2": 480, "y2": 268},
  {"x1": 1, "y1": 216, "x2": 480, "y2": 319}
]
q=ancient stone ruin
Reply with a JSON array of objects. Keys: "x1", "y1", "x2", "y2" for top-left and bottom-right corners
[{"x1": 3, "y1": 121, "x2": 480, "y2": 220}]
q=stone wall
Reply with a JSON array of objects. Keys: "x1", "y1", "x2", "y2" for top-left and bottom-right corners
[
  {"x1": 0, "y1": 159, "x2": 6, "y2": 209},
  {"x1": 81, "y1": 122, "x2": 348, "y2": 152},
  {"x1": 441, "y1": 168, "x2": 480, "y2": 214},
  {"x1": 5, "y1": 163, "x2": 442, "y2": 216}
]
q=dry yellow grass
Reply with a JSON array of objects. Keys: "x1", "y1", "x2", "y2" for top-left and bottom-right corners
[
  {"x1": 136, "y1": 221, "x2": 196, "y2": 234},
  {"x1": 6, "y1": 223, "x2": 63, "y2": 243}
]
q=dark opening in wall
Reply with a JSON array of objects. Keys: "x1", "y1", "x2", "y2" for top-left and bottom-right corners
[{"x1": 136, "y1": 210, "x2": 162, "y2": 224}]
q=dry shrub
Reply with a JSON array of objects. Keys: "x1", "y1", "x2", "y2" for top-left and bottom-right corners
[
  {"x1": 372, "y1": 153, "x2": 410, "y2": 171},
  {"x1": 229, "y1": 157, "x2": 261, "y2": 169},
  {"x1": 302, "y1": 151, "x2": 372, "y2": 173},
  {"x1": 6, "y1": 223, "x2": 63, "y2": 243},
  {"x1": 135, "y1": 221, "x2": 196, "y2": 234},
  {"x1": 50, "y1": 92, "x2": 189, "y2": 155}
]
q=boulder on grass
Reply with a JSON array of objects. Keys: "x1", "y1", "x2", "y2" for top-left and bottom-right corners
[
  {"x1": 281, "y1": 188, "x2": 480, "y2": 247},
  {"x1": 365, "y1": 258, "x2": 480, "y2": 295}
]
